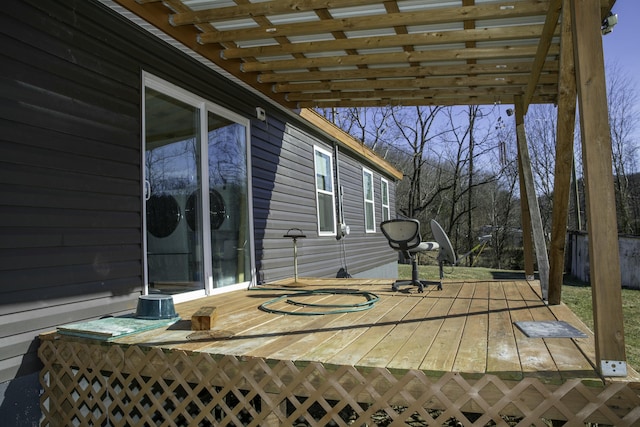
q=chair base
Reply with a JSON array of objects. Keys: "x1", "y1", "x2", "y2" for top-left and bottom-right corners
[
  {"x1": 392, "y1": 255, "x2": 444, "y2": 293},
  {"x1": 391, "y1": 279, "x2": 442, "y2": 293}
]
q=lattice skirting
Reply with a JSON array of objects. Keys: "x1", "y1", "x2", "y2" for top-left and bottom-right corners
[{"x1": 38, "y1": 339, "x2": 640, "y2": 426}]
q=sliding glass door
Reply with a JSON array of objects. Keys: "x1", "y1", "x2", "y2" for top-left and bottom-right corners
[
  {"x1": 143, "y1": 75, "x2": 252, "y2": 299},
  {"x1": 205, "y1": 112, "x2": 251, "y2": 287}
]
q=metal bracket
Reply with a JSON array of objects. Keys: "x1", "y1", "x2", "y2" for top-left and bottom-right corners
[{"x1": 601, "y1": 360, "x2": 627, "y2": 377}]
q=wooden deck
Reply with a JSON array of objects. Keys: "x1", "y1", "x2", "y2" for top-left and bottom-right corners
[
  {"x1": 159, "y1": 279, "x2": 599, "y2": 381},
  {"x1": 39, "y1": 278, "x2": 640, "y2": 426}
]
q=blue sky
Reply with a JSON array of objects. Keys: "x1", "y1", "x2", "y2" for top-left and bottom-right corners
[
  {"x1": 603, "y1": 0, "x2": 639, "y2": 80},
  {"x1": 602, "y1": 0, "x2": 640, "y2": 153}
]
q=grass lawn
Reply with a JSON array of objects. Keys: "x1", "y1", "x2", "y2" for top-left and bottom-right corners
[{"x1": 398, "y1": 264, "x2": 640, "y2": 370}]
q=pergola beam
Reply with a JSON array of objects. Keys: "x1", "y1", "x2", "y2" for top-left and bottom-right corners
[
  {"x1": 197, "y1": 1, "x2": 549, "y2": 44},
  {"x1": 243, "y1": 45, "x2": 560, "y2": 73},
  {"x1": 222, "y1": 24, "x2": 558, "y2": 59},
  {"x1": 116, "y1": 0, "x2": 566, "y2": 108},
  {"x1": 279, "y1": 74, "x2": 559, "y2": 94},
  {"x1": 522, "y1": 0, "x2": 562, "y2": 114},
  {"x1": 300, "y1": 95, "x2": 556, "y2": 108},
  {"x1": 257, "y1": 61, "x2": 559, "y2": 84}
]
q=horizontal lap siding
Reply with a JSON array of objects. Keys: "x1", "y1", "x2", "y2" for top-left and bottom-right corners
[
  {"x1": 0, "y1": 0, "x2": 148, "y2": 381},
  {"x1": 338, "y1": 152, "x2": 397, "y2": 274},
  {"x1": 252, "y1": 120, "x2": 320, "y2": 280},
  {"x1": 253, "y1": 119, "x2": 398, "y2": 281},
  {"x1": 1, "y1": 0, "x2": 253, "y2": 382},
  {"x1": 0, "y1": 0, "x2": 260, "y2": 382}
]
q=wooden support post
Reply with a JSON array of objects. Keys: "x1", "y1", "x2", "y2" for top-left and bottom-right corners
[
  {"x1": 517, "y1": 149, "x2": 536, "y2": 280},
  {"x1": 570, "y1": 0, "x2": 626, "y2": 374},
  {"x1": 548, "y1": 0, "x2": 578, "y2": 305},
  {"x1": 514, "y1": 96, "x2": 550, "y2": 300}
]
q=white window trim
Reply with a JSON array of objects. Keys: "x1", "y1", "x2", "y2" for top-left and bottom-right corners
[
  {"x1": 314, "y1": 145, "x2": 337, "y2": 236},
  {"x1": 363, "y1": 168, "x2": 376, "y2": 233},
  {"x1": 381, "y1": 177, "x2": 390, "y2": 222}
]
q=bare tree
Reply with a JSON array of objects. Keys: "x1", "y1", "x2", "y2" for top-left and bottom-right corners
[
  {"x1": 484, "y1": 118, "x2": 522, "y2": 268},
  {"x1": 316, "y1": 107, "x2": 393, "y2": 151},
  {"x1": 389, "y1": 106, "x2": 446, "y2": 221},
  {"x1": 571, "y1": 63, "x2": 639, "y2": 235},
  {"x1": 607, "y1": 63, "x2": 640, "y2": 234},
  {"x1": 437, "y1": 106, "x2": 500, "y2": 253}
]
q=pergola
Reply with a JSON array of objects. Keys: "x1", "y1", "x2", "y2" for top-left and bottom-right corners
[{"x1": 111, "y1": 0, "x2": 625, "y2": 376}]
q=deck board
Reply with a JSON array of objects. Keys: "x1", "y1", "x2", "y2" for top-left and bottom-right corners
[
  {"x1": 106, "y1": 278, "x2": 634, "y2": 382},
  {"x1": 386, "y1": 294, "x2": 456, "y2": 371},
  {"x1": 504, "y1": 281, "x2": 562, "y2": 383},
  {"x1": 245, "y1": 293, "x2": 363, "y2": 358},
  {"x1": 420, "y1": 285, "x2": 472, "y2": 374},
  {"x1": 297, "y1": 294, "x2": 403, "y2": 364},
  {"x1": 486, "y1": 282, "x2": 522, "y2": 378},
  {"x1": 331, "y1": 295, "x2": 420, "y2": 367},
  {"x1": 188, "y1": 293, "x2": 341, "y2": 356},
  {"x1": 452, "y1": 282, "x2": 489, "y2": 376},
  {"x1": 358, "y1": 296, "x2": 434, "y2": 368},
  {"x1": 515, "y1": 282, "x2": 599, "y2": 381}
]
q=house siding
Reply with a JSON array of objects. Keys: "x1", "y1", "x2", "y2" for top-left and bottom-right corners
[
  {"x1": 0, "y1": 0, "x2": 400, "y2": 417},
  {"x1": 252, "y1": 123, "x2": 397, "y2": 282},
  {"x1": 1, "y1": 0, "x2": 147, "y2": 386},
  {"x1": 337, "y1": 151, "x2": 397, "y2": 275}
]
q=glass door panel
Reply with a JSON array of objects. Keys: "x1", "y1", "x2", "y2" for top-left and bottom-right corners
[
  {"x1": 207, "y1": 112, "x2": 250, "y2": 287},
  {"x1": 144, "y1": 88, "x2": 204, "y2": 294}
]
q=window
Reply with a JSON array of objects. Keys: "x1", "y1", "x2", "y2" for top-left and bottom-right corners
[
  {"x1": 363, "y1": 168, "x2": 375, "y2": 232},
  {"x1": 314, "y1": 146, "x2": 336, "y2": 235},
  {"x1": 381, "y1": 177, "x2": 390, "y2": 222}
]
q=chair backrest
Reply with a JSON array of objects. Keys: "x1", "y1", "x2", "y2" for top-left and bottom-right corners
[{"x1": 380, "y1": 219, "x2": 422, "y2": 252}]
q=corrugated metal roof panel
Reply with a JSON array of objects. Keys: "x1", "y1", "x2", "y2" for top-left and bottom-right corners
[{"x1": 101, "y1": 0, "x2": 580, "y2": 107}]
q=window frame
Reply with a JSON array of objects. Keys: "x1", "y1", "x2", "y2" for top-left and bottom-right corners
[
  {"x1": 362, "y1": 168, "x2": 376, "y2": 233},
  {"x1": 313, "y1": 145, "x2": 337, "y2": 236},
  {"x1": 142, "y1": 72, "x2": 256, "y2": 302},
  {"x1": 381, "y1": 177, "x2": 390, "y2": 222}
]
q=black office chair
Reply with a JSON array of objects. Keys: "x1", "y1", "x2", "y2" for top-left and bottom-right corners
[{"x1": 380, "y1": 219, "x2": 441, "y2": 292}]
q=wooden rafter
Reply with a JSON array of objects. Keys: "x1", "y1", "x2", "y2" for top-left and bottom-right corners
[
  {"x1": 243, "y1": 45, "x2": 560, "y2": 72},
  {"x1": 221, "y1": 24, "x2": 558, "y2": 59},
  {"x1": 522, "y1": 0, "x2": 562, "y2": 113},
  {"x1": 111, "y1": 0, "x2": 573, "y2": 107},
  {"x1": 301, "y1": 96, "x2": 557, "y2": 108},
  {"x1": 197, "y1": 1, "x2": 549, "y2": 44},
  {"x1": 287, "y1": 87, "x2": 557, "y2": 102},
  {"x1": 258, "y1": 60, "x2": 559, "y2": 83},
  {"x1": 277, "y1": 74, "x2": 558, "y2": 93}
]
